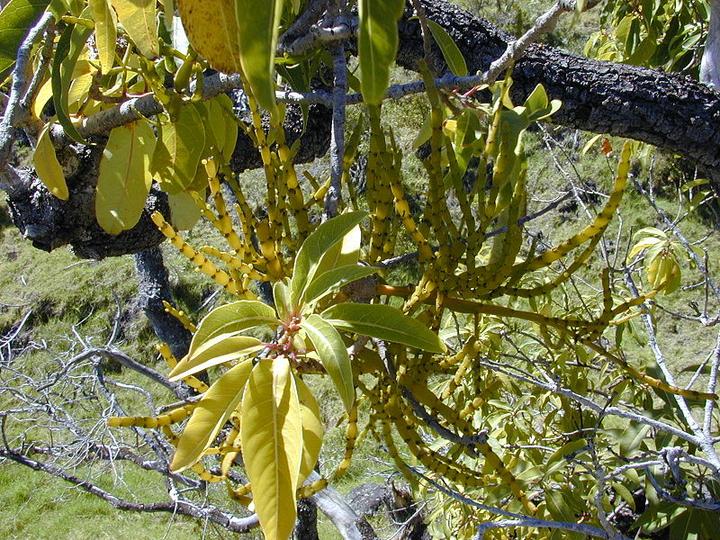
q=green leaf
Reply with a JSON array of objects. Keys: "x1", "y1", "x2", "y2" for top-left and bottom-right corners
[
  {"x1": 176, "y1": 0, "x2": 243, "y2": 74},
  {"x1": 315, "y1": 224, "x2": 362, "y2": 279},
  {"x1": 152, "y1": 104, "x2": 206, "y2": 192},
  {"x1": 295, "y1": 375, "x2": 323, "y2": 484},
  {"x1": 0, "y1": 0, "x2": 50, "y2": 81},
  {"x1": 89, "y1": 0, "x2": 116, "y2": 72},
  {"x1": 234, "y1": 0, "x2": 284, "y2": 115},
  {"x1": 95, "y1": 119, "x2": 156, "y2": 235},
  {"x1": 303, "y1": 265, "x2": 377, "y2": 306},
  {"x1": 273, "y1": 280, "x2": 293, "y2": 321},
  {"x1": 301, "y1": 314, "x2": 354, "y2": 413},
  {"x1": 426, "y1": 19, "x2": 467, "y2": 77},
  {"x1": 290, "y1": 211, "x2": 367, "y2": 308},
  {"x1": 188, "y1": 300, "x2": 279, "y2": 359},
  {"x1": 171, "y1": 358, "x2": 252, "y2": 472},
  {"x1": 111, "y1": 0, "x2": 158, "y2": 58},
  {"x1": 33, "y1": 123, "x2": 69, "y2": 200},
  {"x1": 358, "y1": 0, "x2": 404, "y2": 105},
  {"x1": 169, "y1": 335, "x2": 262, "y2": 381},
  {"x1": 52, "y1": 21, "x2": 92, "y2": 143},
  {"x1": 322, "y1": 303, "x2": 447, "y2": 354},
  {"x1": 546, "y1": 438, "x2": 587, "y2": 466},
  {"x1": 241, "y1": 358, "x2": 303, "y2": 540},
  {"x1": 167, "y1": 191, "x2": 201, "y2": 231}
]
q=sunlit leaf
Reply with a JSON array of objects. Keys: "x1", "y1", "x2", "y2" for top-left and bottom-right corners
[
  {"x1": 358, "y1": 0, "x2": 404, "y2": 105},
  {"x1": 303, "y1": 265, "x2": 377, "y2": 306},
  {"x1": 290, "y1": 212, "x2": 367, "y2": 308},
  {"x1": 315, "y1": 224, "x2": 362, "y2": 279},
  {"x1": 241, "y1": 358, "x2": 303, "y2": 540},
  {"x1": 111, "y1": 0, "x2": 159, "y2": 58},
  {"x1": 89, "y1": 0, "x2": 116, "y2": 72},
  {"x1": 152, "y1": 104, "x2": 206, "y2": 192},
  {"x1": 188, "y1": 300, "x2": 279, "y2": 359},
  {"x1": 169, "y1": 335, "x2": 262, "y2": 381},
  {"x1": 171, "y1": 359, "x2": 252, "y2": 472},
  {"x1": 301, "y1": 314, "x2": 354, "y2": 413},
  {"x1": 273, "y1": 280, "x2": 293, "y2": 321},
  {"x1": 322, "y1": 303, "x2": 446, "y2": 354},
  {"x1": 95, "y1": 120, "x2": 156, "y2": 235},
  {"x1": 295, "y1": 375, "x2": 323, "y2": 484},
  {"x1": 234, "y1": 0, "x2": 284, "y2": 115},
  {"x1": 33, "y1": 123, "x2": 69, "y2": 201},
  {"x1": 176, "y1": 0, "x2": 242, "y2": 74}
]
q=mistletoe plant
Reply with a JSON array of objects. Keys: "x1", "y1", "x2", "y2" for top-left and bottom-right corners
[{"x1": 110, "y1": 211, "x2": 444, "y2": 539}]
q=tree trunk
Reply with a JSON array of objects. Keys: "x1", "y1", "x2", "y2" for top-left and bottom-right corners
[{"x1": 133, "y1": 246, "x2": 191, "y2": 358}]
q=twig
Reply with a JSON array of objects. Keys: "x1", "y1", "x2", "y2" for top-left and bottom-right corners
[
  {"x1": 324, "y1": 39, "x2": 347, "y2": 218},
  {"x1": 0, "y1": 448, "x2": 259, "y2": 533},
  {"x1": 0, "y1": 11, "x2": 54, "y2": 167}
]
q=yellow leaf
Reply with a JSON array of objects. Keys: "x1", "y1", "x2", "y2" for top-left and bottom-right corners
[
  {"x1": 33, "y1": 123, "x2": 69, "y2": 201},
  {"x1": 241, "y1": 358, "x2": 303, "y2": 540},
  {"x1": 152, "y1": 105, "x2": 206, "y2": 192},
  {"x1": 169, "y1": 334, "x2": 262, "y2": 381},
  {"x1": 89, "y1": 0, "x2": 117, "y2": 73},
  {"x1": 171, "y1": 359, "x2": 253, "y2": 473},
  {"x1": 111, "y1": 0, "x2": 159, "y2": 58},
  {"x1": 67, "y1": 73, "x2": 94, "y2": 112},
  {"x1": 32, "y1": 78, "x2": 53, "y2": 119},
  {"x1": 95, "y1": 119, "x2": 156, "y2": 235},
  {"x1": 295, "y1": 375, "x2": 323, "y2": 484},
  {"x1": 176, "y1": 0, "x2": 243, "y2": 74}
]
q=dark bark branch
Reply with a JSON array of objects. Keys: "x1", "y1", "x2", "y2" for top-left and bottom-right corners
[
  {"x1": 133, "y1": 247, "x2": 192, "y2": 359},
  {"x1": 402, "y1": 0, "x2": 720, "y2": 180}
]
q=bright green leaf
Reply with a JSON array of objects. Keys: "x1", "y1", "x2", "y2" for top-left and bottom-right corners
[
  {"x1": 188, "y1": 300, "x2": 279, "y2": 359},
  {"x1": 290, "y1": 212, "x2": 367, "y2": 308},
  {"x1": 273, "y1": 280, "x2": 293, "y2": 321},
  {"x1": 234, "y1": 0, "x2": 284, "y2": 115},
  {"x1": 89, "y1": 0, "x2": 116, "y2": 72},
  {"x1": 169, "y1": 335, "x2": 262, "y2": 381},
  {"x1": 358, "y1": 0, "x2": 404, "y2": 105},
  {"x1": 315, "y1": 224, "x2": 363, "y2": 279},
  {"x1": 322, "y1": 303, "x2": 447, "y2": 354},
  {"x1": 295, "y1": 375, "x2": 323, "y2": 484},
  {"x1": 152, "y1": 104, "x2": 206, "y2": 192},
  {"x1": 301, "y1": 313, "x2": 354, "y2": 413},
  {"x1": 303, "y1": 265, "x2": 377, "y2": 306}
]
